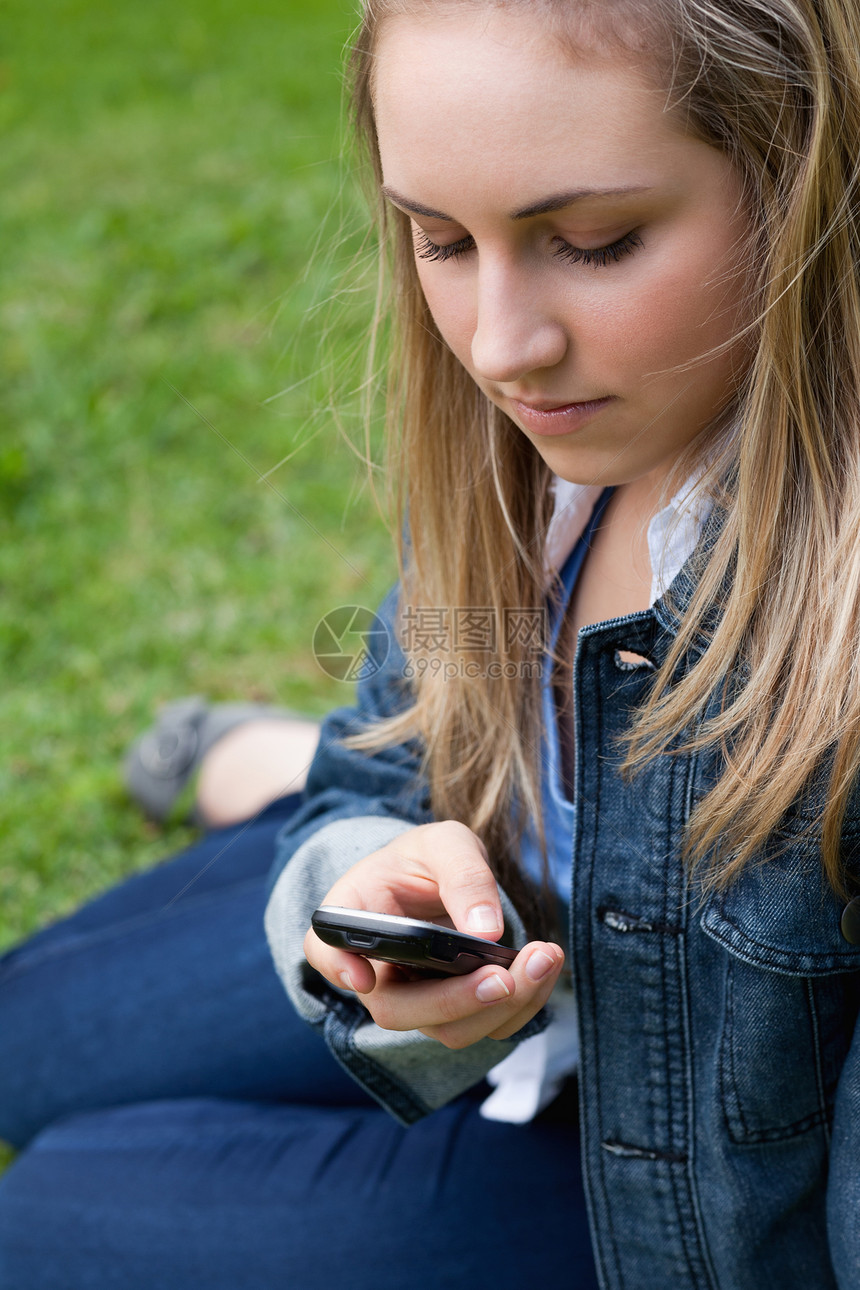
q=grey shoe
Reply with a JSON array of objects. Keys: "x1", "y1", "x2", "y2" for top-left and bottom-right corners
[{"x1": 123, "y1": 696, "x2": 304, "y2": 824}]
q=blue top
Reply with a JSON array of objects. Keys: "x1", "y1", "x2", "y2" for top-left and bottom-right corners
[{"x1": 518, "y1": 486, "x2": 615, "y2": 908}]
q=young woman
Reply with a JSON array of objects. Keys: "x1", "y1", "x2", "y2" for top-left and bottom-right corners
[{"x1": 3, "y1": 1, "x2": 860, "y2": 1286}]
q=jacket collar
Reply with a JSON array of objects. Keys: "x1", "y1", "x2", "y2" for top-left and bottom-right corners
[
  {"x1": 651, "y1": 498, "x2": 733, "y2": 661},
  {"x1": 545, "y1": 469, "x2": 733, "y2": 662}
]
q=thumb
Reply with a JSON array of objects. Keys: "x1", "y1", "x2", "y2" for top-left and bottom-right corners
[
  {"x1": 460, "y1": 900, "x2": 505, "y2": 939},
  {"x1": 430, "y1": 829, "x2": 505, "y2": 941}
]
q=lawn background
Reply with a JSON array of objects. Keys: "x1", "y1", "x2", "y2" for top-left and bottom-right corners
[{"x1": 0, "y1": 0, "x2": 395, "y2": 980}]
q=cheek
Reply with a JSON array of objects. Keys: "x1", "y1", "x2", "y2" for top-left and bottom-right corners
[
  {"x1": 416, "y1": 266, "x2": 476, "y2": 366},
  {"x1": 603, "y1": 247, "x2": 744, "y2": 382}
]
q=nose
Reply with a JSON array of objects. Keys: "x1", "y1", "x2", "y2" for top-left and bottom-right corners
[{"x1": 470, "y1": 259, "x2": 568, "y2": 385}]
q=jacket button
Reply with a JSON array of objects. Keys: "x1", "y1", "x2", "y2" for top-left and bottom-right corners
[{"x1": 841, "y1": 898, "x2": 860, "y2": 945}]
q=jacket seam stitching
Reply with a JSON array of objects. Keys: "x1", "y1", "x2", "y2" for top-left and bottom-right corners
[
  {"x1": 725, "y1": 959, "x2": 751, "y2": 1141},
  {"x1": 678, "y1": 735, "x2": 720, "y2": 1288},
  {"x1": 664, "y1": 748, "x2": 699, "y2": 1284},
  {"x1": 724, "y1": 1108, "x2": 831, "y2": 1144},
  {"x1": 590, "y1": 660, "x2": 619, "y2": 1288},
  {"x1": 707, "y1": 905, "x2": 858, "y2": 968},
  {"x1": 719, "y1": 968, "x2": 834, "y2": 1144},
  {"x1": 806, "y1": 977, "x2": 831, "y2": 1150}
]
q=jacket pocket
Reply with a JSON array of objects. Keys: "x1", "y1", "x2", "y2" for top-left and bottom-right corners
[{"x1": 700, "y1": 839, "x2": 860, "y2": 1145}]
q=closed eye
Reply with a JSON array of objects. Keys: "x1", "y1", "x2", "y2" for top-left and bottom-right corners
[
  {"x1": 413, "y1": 230, "x2": 476, "y2": 262},
  {"x1": 552, "y1": 229, "x2": 643, "y2": 267},
  {"x1": 412, "y1": 227, "x2": 643, "y2": 268}
]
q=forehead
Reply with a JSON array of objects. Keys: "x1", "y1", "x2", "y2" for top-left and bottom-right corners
[{"x1": 372, "y1": 8, "x2": 688, "y2": 198}]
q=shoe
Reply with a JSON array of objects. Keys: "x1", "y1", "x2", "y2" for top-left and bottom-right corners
[{"x1": 123, "y1": 696, "x2": 307, "y2": 824}]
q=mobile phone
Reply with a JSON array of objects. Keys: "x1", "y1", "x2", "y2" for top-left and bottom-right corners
[{"x1": 311, "y1": 905, "x2": 517, "y2": 978}]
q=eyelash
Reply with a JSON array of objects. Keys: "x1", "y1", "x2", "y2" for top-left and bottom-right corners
[{"x1": 413, "y1": 228, "x2": 643, "y2": 268}]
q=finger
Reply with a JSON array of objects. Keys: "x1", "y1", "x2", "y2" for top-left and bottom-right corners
[
  {"x1": 405, "y1": 821, "x2": 505, "y2": 940},
  {"x1": 419, "y1": 942, "x2": 565, "y2": 1048},
  {"x1": 486, "y1": 945, "x2": 565, "y2": 1039},
  {"x1": 357, "y1": 961, "x2": 518, "y2": 1033},
  {"x1": 360, "y1": 940, "x2": 563, "y2": 1036},
  {"x1": 303, "y1": 926, "x2": 379, "y2": 995},
  {"x1": 314, "y1": 821, "x2": 502, "y2": 937}
]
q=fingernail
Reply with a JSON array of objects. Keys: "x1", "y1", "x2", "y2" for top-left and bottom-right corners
[
  {"x1": 466, "y1": 905, "x2": 502, "y2": 934},
  {"x1": 526, "y1": 950, "x2": 556, "y2": 982},
  {"x1": 476, "y1": 973, "x2": 511, "y2": 1003},
  {"x1": 339, "y1": 971, "x2": 355, "y2": 992}
]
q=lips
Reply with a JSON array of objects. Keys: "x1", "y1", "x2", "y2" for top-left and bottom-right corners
[
  {"x1": 515, "y1": 397, "x2": 607, "y2": 411},
  {"x1": 508, "y1": 395, "x2": 615, "y2": 438}
]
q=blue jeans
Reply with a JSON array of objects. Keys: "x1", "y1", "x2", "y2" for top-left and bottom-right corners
[{"x1": 0, "y1": 796, "x2": 598, "y2": 1289}]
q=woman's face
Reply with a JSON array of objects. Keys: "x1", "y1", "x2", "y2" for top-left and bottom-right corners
[{"x1": 373, "y1": 7, "x2": 755, "y2": 493}]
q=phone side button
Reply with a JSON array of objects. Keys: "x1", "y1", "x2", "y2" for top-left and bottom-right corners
[{"x1": 430, "y1": 934, "x2": 460, "y2": 962}]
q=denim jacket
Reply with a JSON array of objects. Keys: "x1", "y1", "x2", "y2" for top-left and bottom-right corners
[{"x1": 264, "y1": 503, "x2": 860, "y2": 1289}]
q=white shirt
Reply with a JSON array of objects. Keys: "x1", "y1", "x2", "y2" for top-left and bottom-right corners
[
  {"x1": 543, "y1": 473, "x2": 714, "y2": 603},
  {"x1": 480, "y1": 471, "x2": 713, "y2": 1123}
]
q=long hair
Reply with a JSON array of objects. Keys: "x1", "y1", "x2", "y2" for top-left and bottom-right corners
[{"x1": 342, "y1": 0, "x2": 860, "y2": 928}]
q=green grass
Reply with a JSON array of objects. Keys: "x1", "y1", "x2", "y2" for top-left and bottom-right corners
[{"x1": 0, "y1": 0, "x2": 396, "y2": 954}]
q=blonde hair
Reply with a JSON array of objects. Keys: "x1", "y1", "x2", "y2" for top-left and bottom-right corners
[{"x1": 343, "y1": 0, "x2": 860, "y2": 928}]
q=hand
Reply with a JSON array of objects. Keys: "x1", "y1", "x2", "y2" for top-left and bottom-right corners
[{"x1": 303, "y1": 820, "x2": 565, "y2": 1048}]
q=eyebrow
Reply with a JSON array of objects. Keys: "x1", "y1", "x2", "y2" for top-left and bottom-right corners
[{"x1": 381, "y1": 184, "x2": 655, "y2": 222}]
